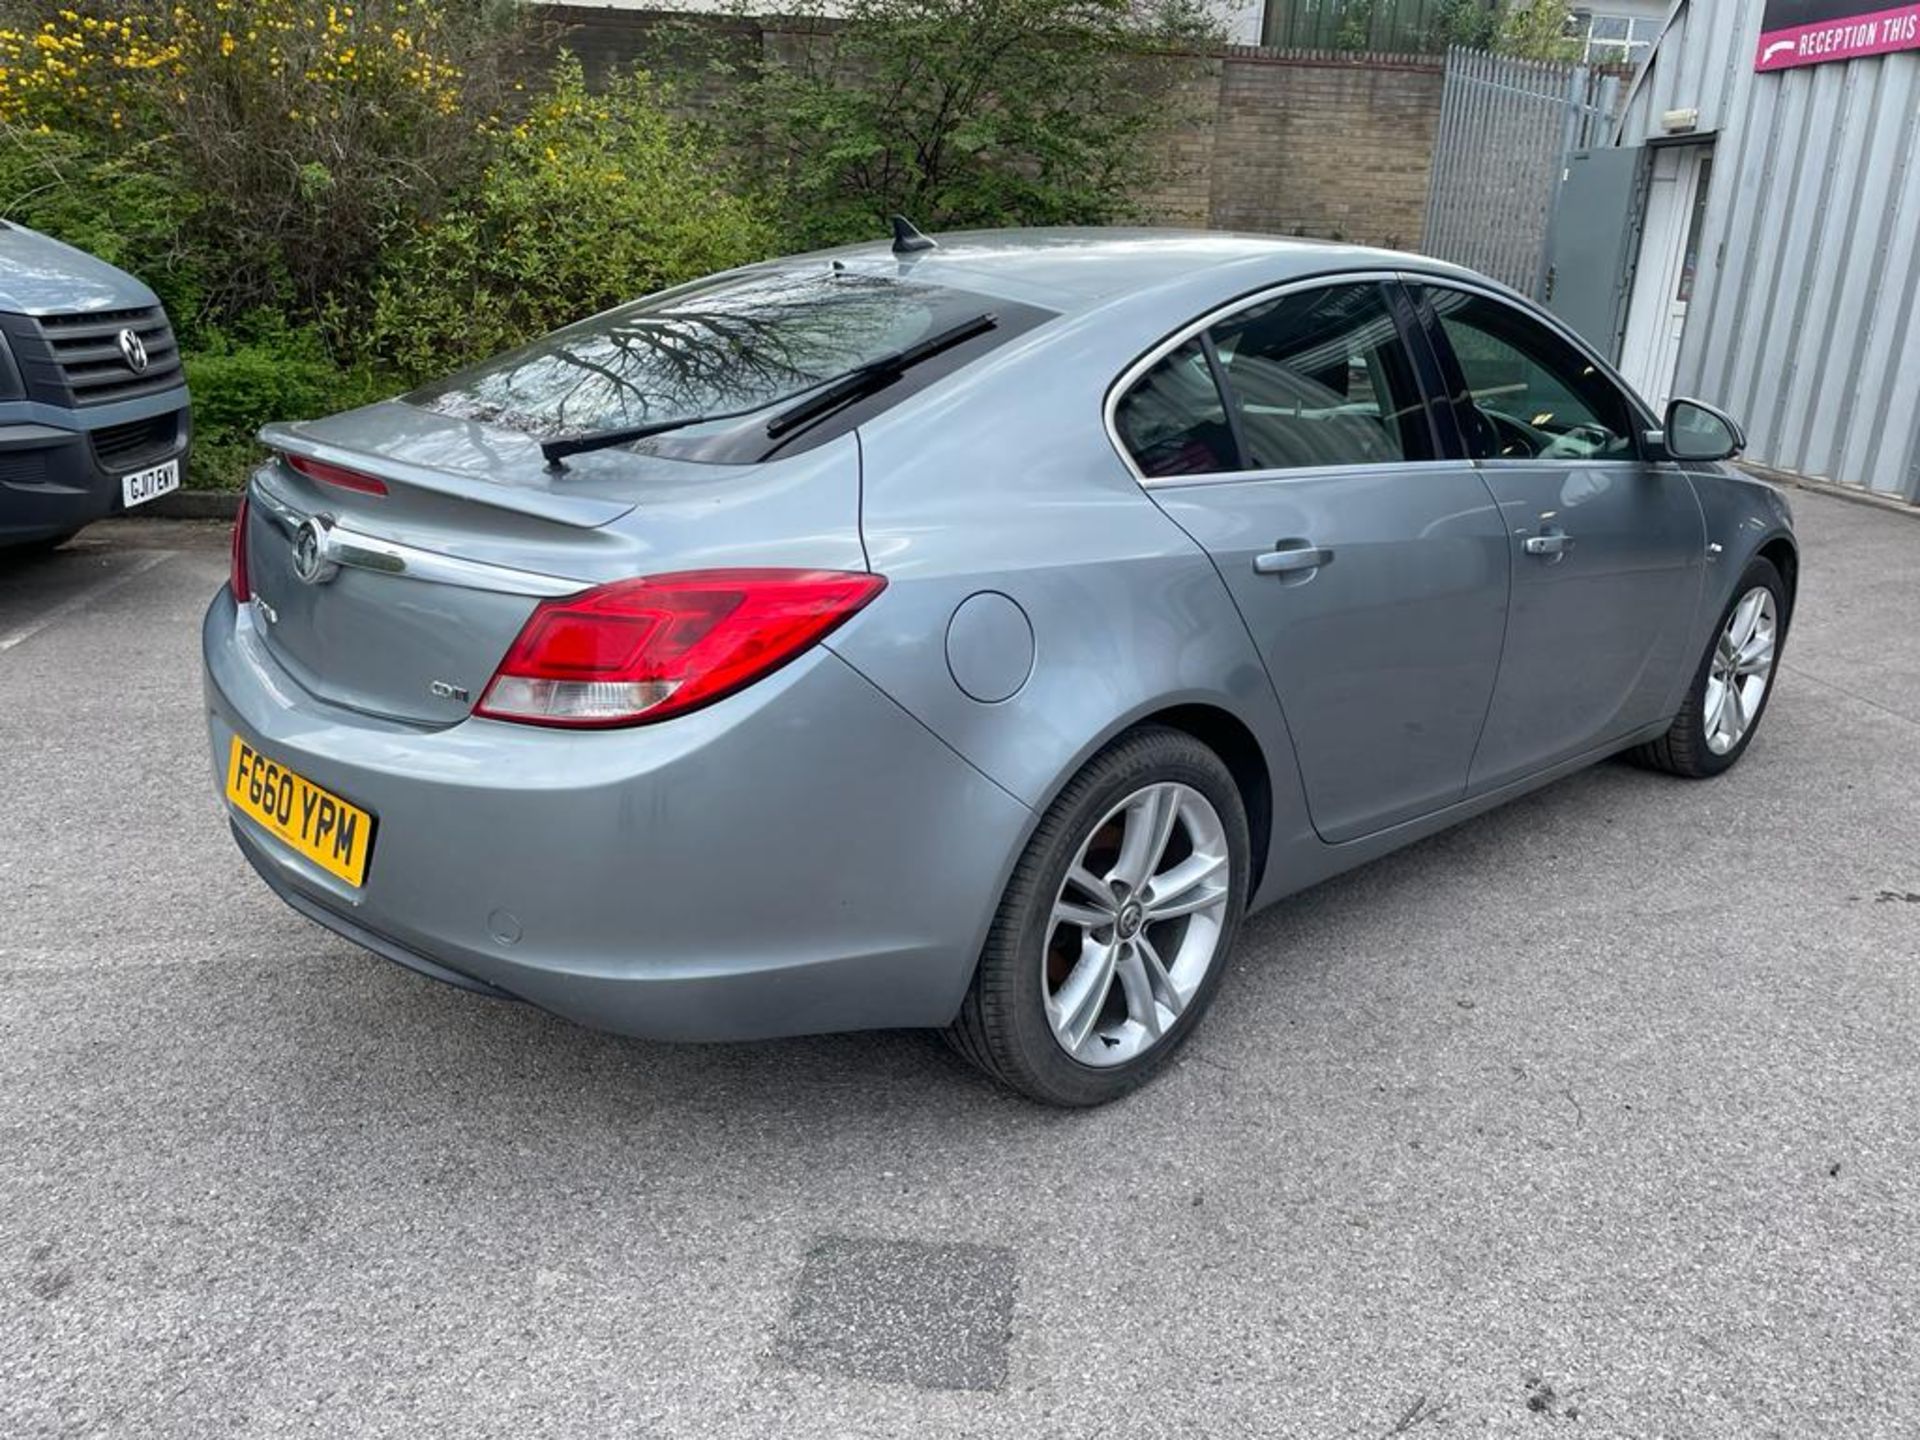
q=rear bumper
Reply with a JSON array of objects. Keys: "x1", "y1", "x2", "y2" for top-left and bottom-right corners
[
  {"x1": 0, "y1": 392, "x2": 191, "y2": 543},
  {"x1": 202, "y1": 588, "x2": 1032, "y2": 1041}
]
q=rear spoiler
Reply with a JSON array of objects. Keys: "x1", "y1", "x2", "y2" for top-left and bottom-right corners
[{"x1": 260, "y1": 418, "x2": 636, "y2": 531}]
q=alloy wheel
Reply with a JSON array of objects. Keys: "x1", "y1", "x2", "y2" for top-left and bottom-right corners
[
  {"x1": 1705, "y1": 585, "x2": 1779, "y2": 755},
  {"x1": 1042, "y1": 782, "x2": 1232, "y2": 1067}
]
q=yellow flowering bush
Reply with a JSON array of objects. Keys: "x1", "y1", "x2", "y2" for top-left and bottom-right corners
[
  {"x1": 0, "y1": 13, "x2": 172, "y2": 130},
  {"x1": 0, "y1": 0, "x2": 539, "y2": 487},
  {"x1": 0, "y1": 1, "x2": 462, "y2": 132},
  {"x1": 0, "y1": 0, "x2": 508, "y2": 326},
  {"x1": 0, "y1": 13, "x2": 762, "y2": 486},
  {"x1": 365, "y1": 58, "x2": 771, "y2": 377}
]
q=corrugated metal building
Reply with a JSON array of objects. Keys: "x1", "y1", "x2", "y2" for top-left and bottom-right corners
[{"x1": 1610, "y1": 0, "x2": 1920, "y2": 502}]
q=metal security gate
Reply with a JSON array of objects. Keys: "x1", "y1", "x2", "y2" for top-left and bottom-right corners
[{"x1": 1422, "y1": 47, "x2": 1624, "y2": 299}]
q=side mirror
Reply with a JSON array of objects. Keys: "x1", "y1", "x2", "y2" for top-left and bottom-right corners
[{"x1": 1655, "y1": 398, "x2": 1746, "y2": 463}]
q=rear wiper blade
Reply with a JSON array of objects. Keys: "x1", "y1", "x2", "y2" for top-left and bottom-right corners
[
  {"x1": 538, "y1": 310, "x2": 997, "y2": 470},
  {"x1": 763, "y1": 312, "x2": 998, "y2": 441},
  {"x1": 541, "y1": 399, "x2": 769, "y2": 470}
]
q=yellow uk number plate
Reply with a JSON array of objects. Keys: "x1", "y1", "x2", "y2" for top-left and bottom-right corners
[{"x1": 225, "y1": 737, "x2": 374, "y2": 887}]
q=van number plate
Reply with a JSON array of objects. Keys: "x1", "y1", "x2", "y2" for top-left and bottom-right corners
[{"x1": 121, "y1": 458, "x2": 181, "y2": 509}]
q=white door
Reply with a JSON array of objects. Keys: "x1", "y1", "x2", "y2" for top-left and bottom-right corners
[{"x1": 1619, "y1": 145, "x2": 1714, "y2": 414}]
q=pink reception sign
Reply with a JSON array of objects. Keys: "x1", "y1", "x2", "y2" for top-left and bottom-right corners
[{"x1": 1756, "y1": 0, "x2": 1920, "y2": 70}]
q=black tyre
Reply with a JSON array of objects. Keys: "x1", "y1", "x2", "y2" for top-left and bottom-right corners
[
  {"x1": 1632, "y1": 555, "x2": 1788, "y2": 778},
  {"x1": 946, "y1": 725, "x2": 1251, "y2": 1107}
]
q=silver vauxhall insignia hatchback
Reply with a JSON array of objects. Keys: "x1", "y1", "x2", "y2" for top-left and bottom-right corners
[{"x1": 205, "y1": 227, "x2": 1798, "y2": 1105}]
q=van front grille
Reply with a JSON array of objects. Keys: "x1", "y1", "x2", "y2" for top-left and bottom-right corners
[{"x1": 4, "y1": 305, "x2": 186, "y2": 407}]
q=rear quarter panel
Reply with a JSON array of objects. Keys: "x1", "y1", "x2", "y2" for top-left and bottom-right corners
[{"x1": 822, "y1": 308, "x2": 1314, "y2": 907}]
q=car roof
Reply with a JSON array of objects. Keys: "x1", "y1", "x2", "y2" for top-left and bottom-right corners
[{"x1": 805, "y1": 227, "x2": 1486, "y2": 315}]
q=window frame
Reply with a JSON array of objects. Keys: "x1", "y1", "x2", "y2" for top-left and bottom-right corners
[
  {"x1": 1400, "y1": 274, "x2": 1660, "y2": 469},
  {"x1": 1103, "y1": 273, "x2": 1458, "y2": 488},
  {"x1": 1106, "y1": 335, "x2": 1243, "y2": 482},
  {"x1": 1572, "y1": 10, "x2": 1659, "y2": 68}
]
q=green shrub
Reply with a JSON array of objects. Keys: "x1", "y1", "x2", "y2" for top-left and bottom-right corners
[
  {"x1": 686, "y1": 0, "x2": 1220, "y2": 252},
  {"x1": 0, "y1": 128, "x2": 207, "y2": 339},
  {"x1": 1334, "y1": 1, "x2": 1377, "y2": 50},
  {"x1": 186, "y1": 321, "x2": 386, "y2": 435},
  {"x1": 362, "y1": 56, "x2": 772, "y2": 379},
  {"x1": 1497, "y1": 1, "x2": 1581, "y2": 61},
  {"x1": 1430, "y1": 0, "x2": 1503, "y2": 50},
  {"x1": 3, "y1": 19, "x2": 769, "y2": 486},
  {"x1": 184, "y1": 320, "x2": 390, "y2": 489},
  {"x1": 1, "y1": 0, "x2": 527, "y2": 333}
]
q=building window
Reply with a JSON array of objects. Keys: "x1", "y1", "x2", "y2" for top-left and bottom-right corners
[{"x1": 1571, "y1": 11, "x2": 1661, "y2": 69}]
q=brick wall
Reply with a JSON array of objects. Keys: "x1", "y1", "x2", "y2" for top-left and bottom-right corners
[
  {"x1": 535, "y1": 7, "x2": 1445, "y2": 250},
  {"x1": 1204, "y1": 48, "x2": 1443, "y2": 250}
]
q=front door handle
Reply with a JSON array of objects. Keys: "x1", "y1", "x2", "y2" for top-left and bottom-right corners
[
  {"x1": 1523, "y1": 531, "x2": 1573, "y2": 557},
  {"x1": 1254, "y1": 543, "x2": 1333, "y2": 577}
]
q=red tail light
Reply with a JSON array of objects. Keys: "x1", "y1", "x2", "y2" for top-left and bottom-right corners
[
  {"x1": 283, "y1": 452, "x2": 388, "y2": 496},
  {"x1": 476, "y1": 569, "x2": 886, "y2": 728},
  {"x1": 230, "y1": 493, "x2": 252, "y2": 602}
]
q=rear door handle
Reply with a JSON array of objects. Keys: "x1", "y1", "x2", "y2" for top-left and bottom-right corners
[
  {"x1": 1523, "y1": 532, "x2": 1573, "y2": 557},
  {"x1": 1254, "y1": 543, "x2": 1333, "y2": 576}
]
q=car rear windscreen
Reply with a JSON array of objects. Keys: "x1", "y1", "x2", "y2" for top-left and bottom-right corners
[{"x1": 405, "y1": 267, "x2": 1055, "y2": 464}]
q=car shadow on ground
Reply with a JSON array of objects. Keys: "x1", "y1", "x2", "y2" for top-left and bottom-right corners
[{"x1": 263, "y1": 751, "x2": 1658, "y2": 1136}]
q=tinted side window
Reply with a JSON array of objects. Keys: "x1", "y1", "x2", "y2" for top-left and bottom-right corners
[
  {"x1": 1113, "y1": 339, "x2": 1237, "y2": 479},
  {"x1": 1421, "y1": 287, "x2": 1637, "y2": 462},
  {"x1": 1209, "y1": 284, "x2": 1434, "y2": 470}
]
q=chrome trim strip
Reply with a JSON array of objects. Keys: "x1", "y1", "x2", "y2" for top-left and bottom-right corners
[
  {"x1": 249, "y1": 478, "x2": 588, "y2": 598},
  {"x1": 320, "y1": 526, "x2": 587, "y2": 597},
  {"x1": 1102, "y1": 263, "x2": 1660, "y2": 489},
  {"x1": 1139, "y1": 458, "x2": 1481, "y2": 492}
]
